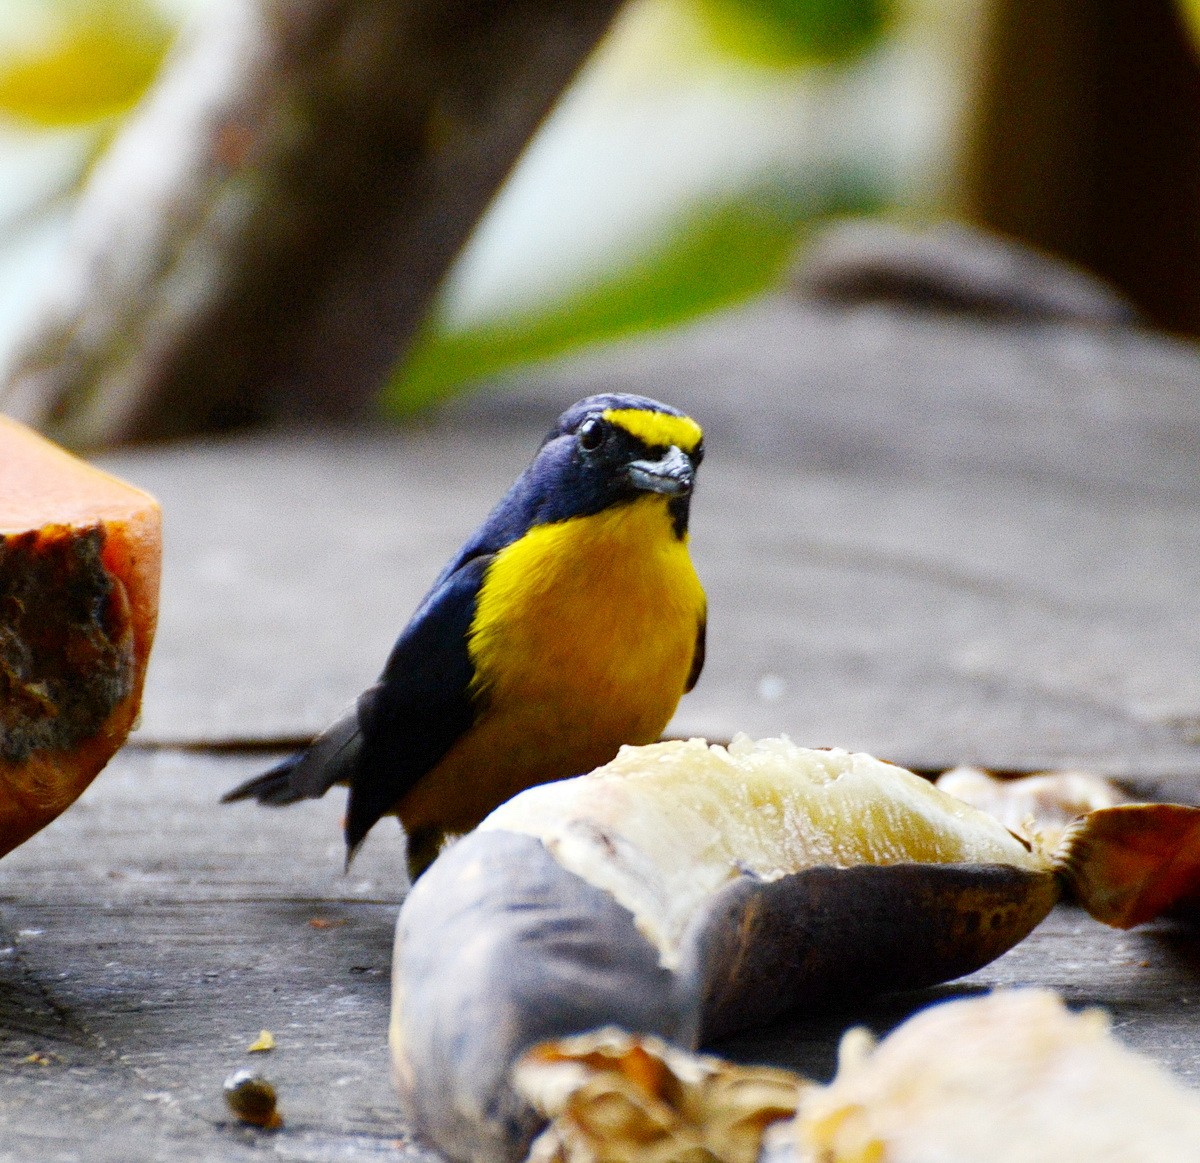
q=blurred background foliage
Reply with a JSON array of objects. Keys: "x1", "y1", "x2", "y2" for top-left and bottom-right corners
[
  {"x1": 0, "y1": 0, "x2": 169, "y2": 125},
  {"x1": 390, "y1": 0, "x2": 981, "y2": 414},
  {"x1": 392, "y1": 0, "x2": 890, "y2": 413},
  {"x1": 0, "y1": 0, "x2": 982, "y2": 416},
  {"x1": 0, "y1": 0, "x2": 1196, "y2": 421},
  {"x1": 0, "y1": 0, "x2": 177, "y2": 360},
  {"x1": 1182, "y1": 0, "x2": 1200, "y2": 48}
]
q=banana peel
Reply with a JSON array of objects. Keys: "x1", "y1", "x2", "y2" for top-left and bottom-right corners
[{"x1": 390, "y1": 736, "x2": 1200, "y2": 1163}]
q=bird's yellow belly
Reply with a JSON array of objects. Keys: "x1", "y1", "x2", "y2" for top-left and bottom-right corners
[{"x1": 398, "y1": 496, "x2": 705, "y2": 833}]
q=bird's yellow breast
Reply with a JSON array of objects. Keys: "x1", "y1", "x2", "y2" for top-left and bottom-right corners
[
  {"x1": 469, "y1": 495, "x2": 704, "y2": 708},
  {"x1": 396, "y1": 495, "x2": 705, "y2": 833}
]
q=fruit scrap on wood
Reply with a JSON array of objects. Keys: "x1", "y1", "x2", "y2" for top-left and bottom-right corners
[
  {"x1": 246, "y1": 1030, "x2": 275, "y2": 1053},
  {"x1": 390, "y1": 736, "x2": 1200, "y2": 1163},
  {"x1": 0, "y1": 416, "x2": 160, "y2": 857},
  {"x1": 223, "y1": 1069, "x2": 282, "y2": 1130},
  {"x1": 936, "y1": 765, "x2": 1130, "y2": 848}
]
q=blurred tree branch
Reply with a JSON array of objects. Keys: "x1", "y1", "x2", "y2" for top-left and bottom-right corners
[{"x1": 0, "y1": 0, "x2": 624, "y2": 446}]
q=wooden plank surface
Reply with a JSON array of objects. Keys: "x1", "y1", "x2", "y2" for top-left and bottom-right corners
[
  {"x1": 7, "y1": 293, "x2": 1200, "y2": 1158},
  {"x1": 100, "y1": 295, "x2": 1200, "y2": 792},
  {"x1": 0, "y1": 750, "x2": 422, "y2": 1162},
  {"x1": 1, "y1": 749, "x2": 1199, "y2": 1160}
]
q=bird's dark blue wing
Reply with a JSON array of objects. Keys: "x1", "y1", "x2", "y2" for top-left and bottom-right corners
[{"x1": 343, "y1": 553, "x2": 493, "y2": 856}]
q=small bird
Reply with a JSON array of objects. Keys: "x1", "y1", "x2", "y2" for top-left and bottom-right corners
[{"x1": 222, "y1": 393, "x2": 706, "y2": 878}]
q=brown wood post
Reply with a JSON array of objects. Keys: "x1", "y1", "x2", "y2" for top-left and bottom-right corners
[{"x1": 965, "y1": 0, "x2": 1200, "y2": 334}]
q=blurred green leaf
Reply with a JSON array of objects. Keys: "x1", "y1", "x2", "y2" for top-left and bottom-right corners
[
  {"x1": 1179, "y1": 0, "x2": 1200, "y2": 56},
  {"x1": 0, "y1": 0, "x2": 170, "y2": 126},
  {"x1": 690, "y1": 0, "x2": 886, "y2": 67},
  {"x1": 388, "y1": 180, "x2": 880, "y2": 416}
]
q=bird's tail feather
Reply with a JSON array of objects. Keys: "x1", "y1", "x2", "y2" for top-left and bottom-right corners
[
  {"x1": 221, "y1": 711, "x2": 362, "y2": 806},
  {"x1": 220, "y1": 755, "x2": 305, "y2": 805}
]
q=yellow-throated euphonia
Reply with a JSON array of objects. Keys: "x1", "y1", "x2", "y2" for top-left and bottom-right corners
[{"x1": 222, "y1": 394, "x2": 706, "y2": 876}]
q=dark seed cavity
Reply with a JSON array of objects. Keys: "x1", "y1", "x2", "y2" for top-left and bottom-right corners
[{"x1": 0, "y1": 526, "x2": 133, "y2": 763}]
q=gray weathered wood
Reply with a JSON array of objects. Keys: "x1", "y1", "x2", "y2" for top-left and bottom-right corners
[
  {"x1": 97, "y1": 296, "x2": 1200, "y2": 794},
  {"x1": 0, "y1": 749, "x2": 421, "y2": 1161}
]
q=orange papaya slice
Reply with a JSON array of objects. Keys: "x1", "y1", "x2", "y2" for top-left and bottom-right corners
[{"x1": 0, "y1": 415, "x2": 161, "y2": 856}]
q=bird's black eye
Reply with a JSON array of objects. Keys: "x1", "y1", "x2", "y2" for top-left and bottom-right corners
[
  {"x1": 577, "y1": 417, "x2": 607, "y2": 452},
  {"x1": 692, "y1": 441, "x2": 704, "y2": 466}
]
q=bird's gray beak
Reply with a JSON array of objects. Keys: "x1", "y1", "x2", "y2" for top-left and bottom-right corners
[{"x1": 627, "y1": 445, "x2": 694, "y2": 496}]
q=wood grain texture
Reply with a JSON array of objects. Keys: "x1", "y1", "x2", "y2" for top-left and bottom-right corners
[
  {"x1": 96, "y1": 296, "x2": 1200, "y2": 796},
  {"x1": 0, "y1": 748, "x2": 422, "y2": 1161}
]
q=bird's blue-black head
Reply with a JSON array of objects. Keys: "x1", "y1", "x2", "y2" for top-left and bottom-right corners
[
  {"x1": 453, "y1": 393, "x2": 705, "y2": 566},
  {"x1": 454, "y1": 395, "x2": 705, "y2": 565},
  {"x1": 533, "y1": 394, "x2": 703, "y2": 537}
]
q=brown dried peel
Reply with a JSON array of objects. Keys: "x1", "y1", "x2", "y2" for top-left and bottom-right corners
[
  {"x1": 1052, "y1": 803, "x2": 1200, "y2": 927},
  {"x1": 516, "y1": 1029, "x2": 804, "y2": 1163}
]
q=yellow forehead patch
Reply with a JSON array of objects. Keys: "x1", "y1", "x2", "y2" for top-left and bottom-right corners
[{"x1": 602, "y1": 408, "x2": 703, "y2": 454}]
